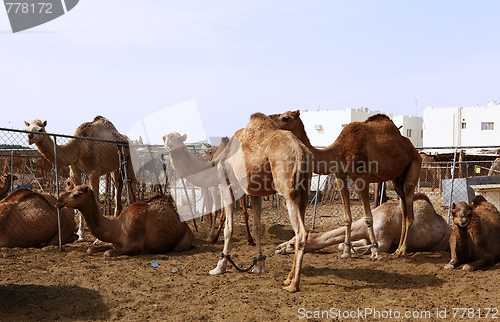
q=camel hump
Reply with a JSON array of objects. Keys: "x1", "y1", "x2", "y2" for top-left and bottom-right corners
[
  {"x1": 471, "y1": 195, "x2": 488, "y2": 208},
  {"x1": 364, "y1": 113, "x2": 392, "y2": 123},
  {"x1": 249, "y1": 113, "x2": 279, "y2": 130},
  {"x1": 413, "y1": 192, "x2": 431, "y2": 204}
]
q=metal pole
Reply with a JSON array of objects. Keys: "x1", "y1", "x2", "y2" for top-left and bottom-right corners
[
  {"x1": 447, "y1": 147, "x2": 458, "y2": 224},
  {"x1": 312, "y1": 175, "x2": 321, "y2": 230},
  {"x1": 120, "y1": 145, "x2": 132, "y2": 206},
  {"x1": 10, "y1": 150, "x2": 14, "y2": 192},
  {"x1": 53, "y1": 135, "x2": 62, "y2": 251}
]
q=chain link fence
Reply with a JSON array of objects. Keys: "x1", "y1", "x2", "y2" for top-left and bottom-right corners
[{"x1": 2, "y1": 124, "x2": 500, "y2": 249}]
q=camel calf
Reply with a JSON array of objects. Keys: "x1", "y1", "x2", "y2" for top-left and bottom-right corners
[
  {"x1": 276, "y1": 193, "x2": 451, "y2": 255},
  {"x1": 445, "y1": 195, "x2": 500, "y2": 271},
  {"x1": 0, "y1": 188, "x2": 77, "y2": 247}
]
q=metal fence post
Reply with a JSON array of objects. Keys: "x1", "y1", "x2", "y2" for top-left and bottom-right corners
[
  {"x1": 446, "y1": 147, "x2": 458, "y2": 224},
  {"x1": 53, "y1": 135, "x2": 62, "y2": 251},
  {"x1": 312, "y1": 174, "x2": 321, "y2": 230}
]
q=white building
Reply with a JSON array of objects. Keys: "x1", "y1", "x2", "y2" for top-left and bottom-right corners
[
  {"x1": 301, "y1": 108, "x2": 423, "y2": 147},
  {"x1": 423, "y1": 101, "x2": 500, "y2": 147}
]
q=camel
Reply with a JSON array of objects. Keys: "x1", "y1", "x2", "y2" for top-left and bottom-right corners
[
  {"x1": 57, "y1": 184, "x2": 193, "y2": 256},
  {"x1": 24, "y1": 116, "x2": 137, "y2": 217},
  {"x1": 444, "y1": 195, "x2": 500, "y2": 271},
  {"x1": 270, "y1": 110, "x2": 422, "y2": 259},
  {"x1": 276, "y1": 193, "x2": 451, "y2": 255},
  {"x1": 488, "y1": 157, "x2": 500, "y2": 176},
  {"x1": 199, "y1": 137, "x2": 254, "y2": 246},
  {"x1": 164, "y1": 113, "x2": 312, "y2": 292},
  {"x1": 0, "y1": 188, "x2": 77, "y2": 247},
  {"x1": 0, "y1": 174, "x2": 17, "y2": 200}
]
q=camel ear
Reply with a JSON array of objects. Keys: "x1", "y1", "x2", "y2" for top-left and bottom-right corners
[
  {"x1": 82, "y1": 185, "x2": 89, "y2": 193},
  {"x1": 162, "y1": 135, "x2": 166, "y2": 143},
  {"x1": 42, "y1": 120, "x2": 47, "y2": 127},
  {"x1": 451, "y1": 202, "x2": 455, "y2": 210},
  {"x1": 181, "y1": 134, "x2": 187, "y2": 143},
  {"x1": 293, "y1": 110, "x2": 300, "y2": 117},
  {"x1": 24, "y1": 121, "x2": 30, "y2": 127}
]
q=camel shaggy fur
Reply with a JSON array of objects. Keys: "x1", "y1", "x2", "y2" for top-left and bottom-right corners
[
  {"x1": 445, "y1": 195, "x2": 500, "y2": 271},
  {"x1": 276, "y1": 193, "x2": 451, "y2": 255},
  {"x1": 57, "y1": 184, "x2": 193, "y2": 257},
  {"x1": 0, "y1": 188, "x2": 77, "y2": 247}
]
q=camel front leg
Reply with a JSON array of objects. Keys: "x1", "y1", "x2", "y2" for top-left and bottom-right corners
[
  {"x1": 209, "y1": 181, "x2": 234, "y2": 275},
  {"x1": 357, "y1": 183, "x2": 382, "y2": 261},
  {"x1": 336, "y1": 178, "x2": 353, "y2": 259},
  {"x1": 111, "y1": 170, "x2": 123, "y2": 216},
  {"x1": 87, "y1": 243, "x2": 114, "y2": 255},
  {"x1": 282, "y1": 197, "x2": 307, "y2": 293},
  {"x1": 241, "y1": 195, "x2": 256, "y2": 246},
  {"x1": 250, "y1": 196, "x2": 266, "y2": 273}
]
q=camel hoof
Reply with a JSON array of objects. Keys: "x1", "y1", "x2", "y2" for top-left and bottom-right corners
[
  {"x1": 251, "y1": 262, "x2": 267, "y2": 274},
  {"x1": 369, "y1": 253, "x2": 383, "y2": 262},
  {"x1": 209, "y1": 267, "x2": 226, "y2": 275},
  {"x1": 283, "y1": 284, "x2": 299, "y2": 293},
  {"x1": 76, "y1": 237, "x2": 86, "y2": 242},
  {"x1": 444, "y1": 264, "x2": 455, "y2": 270},
  {"x1": 462, "y1": 264, "x2": 473, "y2": 272},
  {"x1": 283, "y1": 278, "x2": 292, "y2": 286}
]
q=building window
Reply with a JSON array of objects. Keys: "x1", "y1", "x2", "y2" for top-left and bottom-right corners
[
  {"x1": 406, "y1": 129, "x2": 412, "y2": 138},
  {"x1": 461, "y1": 122, "x2": 466, "y2": 129},
  {"x1": 481, "y1": 122, "x2": 494, "y2": 131},
  {"x1": 421, "y1": 130, "x2": 423, "y2": 139}
]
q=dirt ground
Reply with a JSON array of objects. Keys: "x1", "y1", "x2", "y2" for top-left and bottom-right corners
[{"x1": 1, "y1": 199, "x2": 499, "y2": 322}]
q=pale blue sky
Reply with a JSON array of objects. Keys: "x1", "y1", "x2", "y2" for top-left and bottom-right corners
[{"x1": 1, "y1": 1, "x2": 499, "y2": 144}]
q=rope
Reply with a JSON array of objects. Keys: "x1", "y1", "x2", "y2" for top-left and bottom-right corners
[
  {"x1": 220, "y1": 253, "x2": 266, "y2": 273},
  {"x1": 344, "y1": 242, "x2": 379, "y2": 257}
]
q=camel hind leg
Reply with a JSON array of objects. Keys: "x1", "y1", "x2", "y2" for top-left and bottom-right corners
[
  {"x1": 391, "y1": 158, "x2": 421, "y2": 257},
  {"x1": 356, "y1": 181, "x2": 382, "y2": 261},
  {"x1": 336, "y1": 177, "x2": 353, "y2": 259},
  {"x1": 249, "y1": 196, "x2": 266, "y2": 273}
]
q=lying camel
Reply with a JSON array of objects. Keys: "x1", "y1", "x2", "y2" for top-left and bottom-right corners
[
  {"x1": 445, "y1": 195, "x2": 500, "y2": 271},
  {"x1": 0, "y1": 188, "x2": 78, "y2": 247},
  {"x1": 57, "y1": 184, "x2": 193, "y2": 256},
  {"x1": 276, "y1": 193, "x2": 451, "y2": 255}
]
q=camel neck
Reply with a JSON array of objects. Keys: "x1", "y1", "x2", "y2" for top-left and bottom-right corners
[
  {"x1": 77, "y1": 197, "x2": 121, "y2": 242},
  {"x1": 169, "y1": 145, "x2": 220, "y2": 188},
  {"x1": 297, "y1": 139, "x2": 342, "y2": 175},
  {"x1": 35, "y1": 135, "x2": 78, "y2": 167}
]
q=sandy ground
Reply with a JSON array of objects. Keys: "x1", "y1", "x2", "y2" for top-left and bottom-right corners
[{"x1": 1, "y1": 199, "x2": 499, "y2": 322}]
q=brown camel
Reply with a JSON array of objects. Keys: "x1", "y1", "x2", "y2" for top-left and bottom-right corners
[
  {"x1": 24, "y1": 116, "x2": 137, "y2": 219},
  {"x1": 57, "y1": 184, "x2": 193, "y2": 256},
  {"x1": 164, "y1": 113, "x2": 312, "y2": 292},
  {"x1": 200, "y1": 137, "x2": 254, "y2": 246},
  {"x1": 270, "y1": 110, "x2": 422, "y2": 259},
  {"x1": 276, "y1": 193, "x2": 451, "y2": 255},
  {"x1": 0, "y1": 174, "x2": 17, "y2": 200},
  {"x1": 0, "y1": 188, "x2": 77, "y2": 247},
  {"x1": 445, "y1": 195, "x2": 500, "y2": 271},
  {"x1": 488, "y1": 157, "x2": 500, "y2": 176}
]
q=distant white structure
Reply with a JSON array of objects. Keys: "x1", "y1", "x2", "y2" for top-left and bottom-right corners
[
  {"x1": 423, "y1": 101, "x2": 500, "y2": 147},
  {"x1": 300, "y1": 108, "x2": 423, "y2": 147}
]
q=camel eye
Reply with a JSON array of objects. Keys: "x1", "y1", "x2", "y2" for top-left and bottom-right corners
[{"x1": 282, "y1": 117, "x2": 290, "y2": 122}]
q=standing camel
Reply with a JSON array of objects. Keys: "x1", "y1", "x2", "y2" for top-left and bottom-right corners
[
  {"x1": 164, "y1": 113, "x2": 312, "y2": 292},
  {"x1": 270, "y1": 110, "x2": 421, "y2": 259},
  {"x1": 25, "y1": 116, "x2": 137, "y2": 218}
]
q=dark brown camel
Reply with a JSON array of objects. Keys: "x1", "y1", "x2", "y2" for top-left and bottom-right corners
[
  {"x1": 270, "y1": 110, "x2": 422, "y2": 259},
  {"x1": 445, "y1": 195, "x2": 500, "y2": 271}
]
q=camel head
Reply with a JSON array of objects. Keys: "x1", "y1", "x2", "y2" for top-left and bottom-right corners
[
  {"x1": 269, "y1": 110, "x2": 301, "y2": 131},
  {"x1": 163, "y1": 132, "x2": 187, "y2": 152},
  {"x1": 451, "y1": 201, "x2": 472, "y2": 228},
  {"x1": 56, "y1": 184, "x2": 94, "y2": 210},
  {"x1": 24, "y1": 119, "x2": 47, "y2": 145}
]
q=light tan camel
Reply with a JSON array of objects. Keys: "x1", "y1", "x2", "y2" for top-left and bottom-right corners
[
  {"x1": 0, "y1": 174, "x2": 17, "y2": 200},
  {"x1": 24, "y1": 116, "x2": 137, "y2": 218},
  {"x1": 445, "y1": 195, "x2": 500, "y2": 271},
  {"x1": 164, "y1": 113, "x2": 312, "y2": 292},
  {"x1": 200, "y1": 137, "x2": 254, "y2": 246},
  {"x1": 488, "y1": 157, "x2": 500, "y2": 176},
  {"x1": 276, "y1": 193, "x2": 451, "y2": 255},
  {"x1": 57, "y1": 184, "x2": 193, "y2": 256},
  {"x1": 0, "y1": 188, "x2": 77, "y2": 247},
  {"x1": 270, "y1": 110, "x2": 422, "y2": 259}
]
